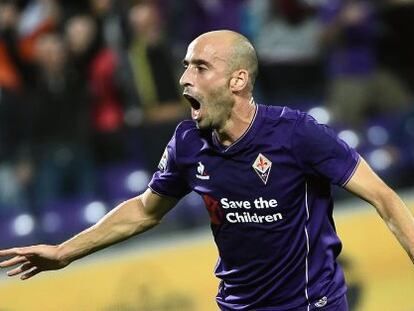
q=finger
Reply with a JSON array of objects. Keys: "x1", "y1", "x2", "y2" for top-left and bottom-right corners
[
  {"x1": 0, "y1": 247, "x2": 36, "y2": 257},
  {"x1": 0, "y1": 256, "x2": 28, "y2": 268},
  {"x1": 0, "y1": 248, "x2": 21, "y2": 257},
  {"x1": 14, "y1": 246, "x2": 37, "y2": 257},
  {"x1": 7, "y1": 262, "x2": 33, "y2": 277},
  {"x1": 21, "y1": 267, "x2": 40, "y2": 280}
]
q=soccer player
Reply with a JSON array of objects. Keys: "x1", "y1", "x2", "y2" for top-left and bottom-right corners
[{"x1": 1, "y1": 30, "x2": 413, "y2": 311}]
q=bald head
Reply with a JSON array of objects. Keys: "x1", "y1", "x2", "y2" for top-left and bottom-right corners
[{"x1": 193, "y1": 30, "x2": 258, "y2": 92}]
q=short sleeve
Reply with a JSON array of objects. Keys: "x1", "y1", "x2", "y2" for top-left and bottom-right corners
[
  {"x1": 148, "y1": 132, "x2": 191, "y2": 199},
  {"x1": 291, "y1": 114, "x2": 360, "y2": 186}
]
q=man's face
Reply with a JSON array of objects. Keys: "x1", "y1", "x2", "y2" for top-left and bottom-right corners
[{"x1": 179, "y1": 37, "x2": 235, "y2": 130}]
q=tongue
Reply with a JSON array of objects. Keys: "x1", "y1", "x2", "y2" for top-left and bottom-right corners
[{"x1": 191, "y1": 108, "x2": 200, "y2": 120}]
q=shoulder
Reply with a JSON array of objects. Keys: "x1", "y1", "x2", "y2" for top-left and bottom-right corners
[
  {"x1": 171, "y1": 120, "x2": 208, "y2": 157},
  {"x1": 174, "y1": 120, "x2": 200, "y2": 142},
  {"x1": 259, "y1": 104, "x2": 309, "y2": 127},
  {"x1": 258, "y1": 105, "x2": 330, "y2": 147}
]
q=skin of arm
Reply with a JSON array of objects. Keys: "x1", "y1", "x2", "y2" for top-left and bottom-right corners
[
  {"x1": 57, "y1": 188, "x2": 178, "y2": 264},
  {"x1": 345, "y1": 157, "x2": 414, "y2": 263},
  {"x1": 0, "y1": 189, "x2": 177, "y2": 279}
]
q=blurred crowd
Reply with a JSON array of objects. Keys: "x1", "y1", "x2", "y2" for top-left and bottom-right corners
[{"x1": 0, "y1": 0, "x2": 414, "y2": 222}]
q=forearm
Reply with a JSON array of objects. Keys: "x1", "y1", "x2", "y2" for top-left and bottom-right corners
[
  {"x1": 56, "y1": 196, "x2": 160, "y2": 265},
  {"x1": 345, "y1": 158, "x2": 414, "y2": 264},
  {"x1": 374, "y1": 189, "x2": 414, "y2": 263}
]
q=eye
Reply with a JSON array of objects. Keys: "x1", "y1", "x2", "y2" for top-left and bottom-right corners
[{"x1": 196, "y1": 65, "x2": 207, "y2": 72}]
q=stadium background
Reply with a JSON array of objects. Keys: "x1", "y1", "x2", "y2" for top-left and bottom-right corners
[{"x1": 0, "y1": 0, "x2": 414, "y2": 310}]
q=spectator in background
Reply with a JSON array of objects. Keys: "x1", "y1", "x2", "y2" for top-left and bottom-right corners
[
  {"x1": 167, "y1": 0, "x2": 245, "y2": 44},
  {"x1": 89, "y1": 0, "x2": 127, "y2": 50},
  {"x1": 0, "y1": 0, "x2": 32, "y2": 213},
  {"x1": 0, "y1": 89, "x2": 31, "y2": 214},
  {"x1": 245, "y1": 0, "x2": 323, "y2": 105},
  {"x1": 15, "y1": 0, "x2": 59, "y2": 68},
  {"x1": 319, "y1": 0, "x2": 411, "y2": 128},
  {"x1": 125, "y1": 1, "x2": 185, "y2": 123},
  {"x1": 28, "y1": 33, "x2": 95, "y2": 211},
  {"x1": 65, "y1": 14, "x2": 127, "y2": 165},
  {"x1": 65, "y1": 15, "x2": 101, "y2": 86},
  {"x1": 0, "y1": 0, "x2": 59, "y2": 90},
  {"x1": 0, "y1": 0, "x2": 23, "y2": 91},
  {"x1": 118, "y1": 1, "x2": 186, "y2": 169}
]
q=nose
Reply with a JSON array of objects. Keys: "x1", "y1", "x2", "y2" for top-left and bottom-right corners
[{"x1": 179, "y1": 67, "x2": 193, "y2": 87}]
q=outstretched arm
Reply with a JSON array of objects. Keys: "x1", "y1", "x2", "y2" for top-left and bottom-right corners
[
  {"x1": 0, "y1": 188, "x2": 177, "y2": 279},
  {"x1": 345, "y1": 157, "x2": 414, "y2": 263}
]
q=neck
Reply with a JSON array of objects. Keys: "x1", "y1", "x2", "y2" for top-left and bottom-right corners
[{"x1": 214, "y1": 97, "x2": 256, "y2": 147}]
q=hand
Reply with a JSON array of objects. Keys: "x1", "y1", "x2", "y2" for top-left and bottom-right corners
[{"x1": 0, "y1": 245, "x2": 69, "y2": 280}]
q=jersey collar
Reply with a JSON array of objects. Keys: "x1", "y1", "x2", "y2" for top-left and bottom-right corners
[{"x1": 210, "y1": 103, "x2": 263, "y2": 155}]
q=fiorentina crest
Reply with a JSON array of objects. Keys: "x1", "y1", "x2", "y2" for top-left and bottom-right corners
[{"x1": 252, "y1": 153, "x2": 272, "y2": 185}]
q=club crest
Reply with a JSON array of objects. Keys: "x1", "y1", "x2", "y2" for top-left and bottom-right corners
[{"x1": 252, "y1": 153, "x2": 272, "y2": 185}]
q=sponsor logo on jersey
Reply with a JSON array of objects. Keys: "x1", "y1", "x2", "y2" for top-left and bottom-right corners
[
  {"x1": 220, "y1": 197, "x2": 282, "y2": 224},
  {"x1": 252, "y1": 153, "x2": 272, "y2": 185},
  {"x1": 314, "y1": 296, "x2": 328, "y2": 308},
  {"x1": 158, "y1": 148, "x2": 168, "y2": 171},
  {"x1": 196, "y1": 162, "x2": 210, "y2": 180}
]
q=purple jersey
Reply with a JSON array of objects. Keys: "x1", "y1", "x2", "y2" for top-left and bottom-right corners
[{"x1": 149, "y1": 104, "x2": 359, "y2": 311}]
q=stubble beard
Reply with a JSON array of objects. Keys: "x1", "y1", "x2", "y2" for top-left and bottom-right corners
[{"x1": 199, "y1": 86, "x2": 234, "y2": 131}]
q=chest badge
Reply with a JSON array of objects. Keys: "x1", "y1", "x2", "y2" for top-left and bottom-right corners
[
  {"x1": 252, "y1": 153, "x2": 272, "y2": 185},
  {"x1": 196, "y1": 162, "x2": 210, "y2": 180}
]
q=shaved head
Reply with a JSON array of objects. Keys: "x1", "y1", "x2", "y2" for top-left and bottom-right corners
[
  {"x1": 180, "y1": 30, "x2": 259, "y2": 131},
  {"x1": 193, "y1": 30, "x2": 258, "y2": 92}
]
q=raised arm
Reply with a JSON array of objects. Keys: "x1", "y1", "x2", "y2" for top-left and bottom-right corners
[
  {"x1": 0, "y1": 189, "x2": 178, "y2": 280},
  {"x1": 345, "y1": 157, "x2": 414, "y2": 263}
]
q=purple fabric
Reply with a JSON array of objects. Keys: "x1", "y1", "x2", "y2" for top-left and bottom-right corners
[
  {"x1": 149, "y1": 105, "x2": 359, "y2": 310},
  {"x1": 319, "y1": 0, "x2": 378, "y2": 76}
]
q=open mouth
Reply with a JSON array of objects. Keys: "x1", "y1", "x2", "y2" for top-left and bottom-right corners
[
  {"x1": 183, "y1": 93, "x2": 201, "y2": 110},
  {"x1": 183, "y1": 93, "x2": 202, "y2": 121}
]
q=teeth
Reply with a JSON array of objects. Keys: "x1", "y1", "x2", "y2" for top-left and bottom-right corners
[{"x1": 191, "y1": 108, "x2": 200, "y2": 120}]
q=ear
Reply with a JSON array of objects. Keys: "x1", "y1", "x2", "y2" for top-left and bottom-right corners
[{"x1": 229, "y1": 70, "x2": 249, "y2": 92}]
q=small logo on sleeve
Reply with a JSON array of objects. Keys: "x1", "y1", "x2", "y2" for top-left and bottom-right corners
[
  {"x1": 158, "y1": 148, "x2": 168, "y2": 171},
  {"x1": 252, "y1": 153, "x2": 272, "y2": 185},
  {"x1": 196, "y1": 162, "x2": 210, "y2": 180},
  {"x1": 314, "y1": 296, "x2": 328, "y2": 308}
]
